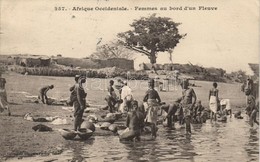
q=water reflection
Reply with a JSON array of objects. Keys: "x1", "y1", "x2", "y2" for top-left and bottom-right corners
[
  {"x1": 127, "y1": 141, "x2": 160, "y2": 162},
  {"x1": 245, "y1": 129, "x2": 259, "y2": 162},
  {"x1": 70, "y1": 143, "x2": 85, "y2": 162},
  {"x1": 8, "y1": 116, "x2": 259, "y2": 162},
  {"x1": 64, "y1": 137, "x2": 95, "y2": 162}
]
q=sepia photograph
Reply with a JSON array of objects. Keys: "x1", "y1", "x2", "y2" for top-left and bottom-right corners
[{"x1": 0, "y1": 0, "x2": 259, "y2": 161}]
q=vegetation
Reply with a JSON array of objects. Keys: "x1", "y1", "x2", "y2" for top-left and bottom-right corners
[
  {"x1": 90, "y1": 41, "x2": 135, "y2": 60},
  {"x1": 225, "y1": 70, "x2": 247, "y2": 83},
  {"x1": 118, "y1": 14, "x2": 186, "y2": 64},
  {"x1": 9, "y1": 66, "x2": 148, "y2": 80}
]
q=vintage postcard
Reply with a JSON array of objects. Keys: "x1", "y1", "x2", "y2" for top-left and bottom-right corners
[{"x1": 0, "y1": 0, "x2": 259, "y2": 161}]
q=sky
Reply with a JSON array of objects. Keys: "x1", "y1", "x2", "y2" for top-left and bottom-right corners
[{"x1": 0, "y1": 0, "x2": 259, "y2": 74}]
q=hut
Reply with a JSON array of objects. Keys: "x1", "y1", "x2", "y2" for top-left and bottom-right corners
[
  {"x1": 39, "y1": 56, "x2": 51, "y2": 66},
  {"x1": 99, "y1": 58, "x2": 134, "y2": 70},
  {"x1": 14, "y1": 55, "x2": 51, "y2": 67}
]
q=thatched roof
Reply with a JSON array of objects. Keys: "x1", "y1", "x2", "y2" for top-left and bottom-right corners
[{"x1": 248, "y1": 63, "x2": 259, "y2": 77}]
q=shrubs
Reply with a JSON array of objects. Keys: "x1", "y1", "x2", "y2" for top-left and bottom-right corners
[
  {"x1": 9, "y1": 65, "x2": 228, "y2": 82},
  {"x1": 11, "y1": 66, "x2": 149, "y2": 80}
]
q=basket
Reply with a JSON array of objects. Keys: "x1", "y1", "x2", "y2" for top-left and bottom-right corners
[
  {"x1": 77, "y1": 128, "x2": 93, "y2": 140},
  {"x1": 60, "y1": 129, "x2": 77, "y2": 140}
]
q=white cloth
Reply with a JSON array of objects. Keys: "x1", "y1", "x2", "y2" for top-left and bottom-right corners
[
  {"x1": 220, "y1": 99, "x2": 231, "y2": 110},
  {"x1": 121, "y1": 86, "x2": 133, "y2": 101},
  {"x1": 209, "y1": 96, "x2": 218, "y2": 113},
  {"x1": 119, "y1": 103, "x2": 125, "y2": 113},
  {"x1": 51, "y1": 118, "x2": 68, "y2": 125},
  {"x1": 119, "y1": 86, "x2": 133, "y2": 112},
  {"x1": 145, "y1": 99, "x2": 159, "y2": 125},
  {"x1": 143, "y1": 102, "x2": 149, "y2": 112}
]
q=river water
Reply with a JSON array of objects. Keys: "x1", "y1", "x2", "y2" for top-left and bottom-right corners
[{"x1": 8, "y1": 115, "x2": 259, "y2": 162}]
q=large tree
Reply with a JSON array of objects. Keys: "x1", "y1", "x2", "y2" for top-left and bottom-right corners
[
  {"x1": 118, "y1": 14, "x2": 186, "y2": 64},
  {"x1": 90, "y1": 41, "x2": 134, "y2": 60}
]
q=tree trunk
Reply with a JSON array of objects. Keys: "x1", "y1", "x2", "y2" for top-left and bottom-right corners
[{"x1": 149, "y1": 50, "x2": 157, "y2": 64}]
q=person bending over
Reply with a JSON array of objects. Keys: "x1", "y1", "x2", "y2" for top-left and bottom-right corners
[{"x1": 39, "y1": 85, "x2": 54, "y2": 104}]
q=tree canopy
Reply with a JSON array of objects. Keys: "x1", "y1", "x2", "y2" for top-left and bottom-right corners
[
  {"x1": 118, "y1": 14, "x2": 186, "y2": 64},
  {"x1": 90, "y1": 41, "x2": 134, "y2": 60}
]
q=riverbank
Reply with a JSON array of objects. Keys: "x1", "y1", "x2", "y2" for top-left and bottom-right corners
[{"x1": 0, "y1": 73, "x2": 248, "y2": 160}]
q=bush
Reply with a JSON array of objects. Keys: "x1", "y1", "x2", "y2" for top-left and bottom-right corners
[{"x1": 10, "y1": 66, "x2": 148, "y2": 80}]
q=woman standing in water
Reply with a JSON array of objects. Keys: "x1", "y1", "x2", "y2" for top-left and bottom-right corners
[
  {"x1": 209, "y1": 82, "x2": 219, "y2": 121},
  {"x1": 180, "y1": 79, "x2": 197, "y2": 134},
  {"x1": 73, "y1": 75, "x2": 87, "y2": 131},
  {"x1": 143, "y1": 79, "x2": 162, "y2": 139}
]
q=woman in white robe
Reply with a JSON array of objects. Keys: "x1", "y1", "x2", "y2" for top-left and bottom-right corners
[
  {"x1": 119, "y1": 81, "x2": 133, "y2": 113},
  {"x1": 209, "y1": 82, "x2": 219, "y2": 121}
]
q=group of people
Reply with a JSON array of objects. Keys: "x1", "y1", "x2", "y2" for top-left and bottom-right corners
[
  {"x1": 113, "y1": 78, "x2": 198, "y2": 139},
  {"x1": 37, "y1": 74, "x2": 258, "y2": 140},
  {"x1": 106, "y1": 79, "x2": 133, "y2": 113},
  {"x1": 118, "y1": 78, "x2": 162, "y2": 140},
  {"x1": 38, "y1": 75, "x2": 88, "y2": 131},
  {"x1": 108, "y1": 77, "x2": 259, "y2": 141},
  {"x1": 1, "y1": 72, "x2": 256, "y2": 140},
  {"x1": 208, "y1": 82, "x2": 233, "y2": 121}
]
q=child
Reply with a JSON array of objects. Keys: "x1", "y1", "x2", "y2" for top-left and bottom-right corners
[
  {"x1": 160, "y1": 97, "x2": 182, "y2": 129},
  {"x1": 193, "y1": 100, "x2": 205, "y2": 124}
]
